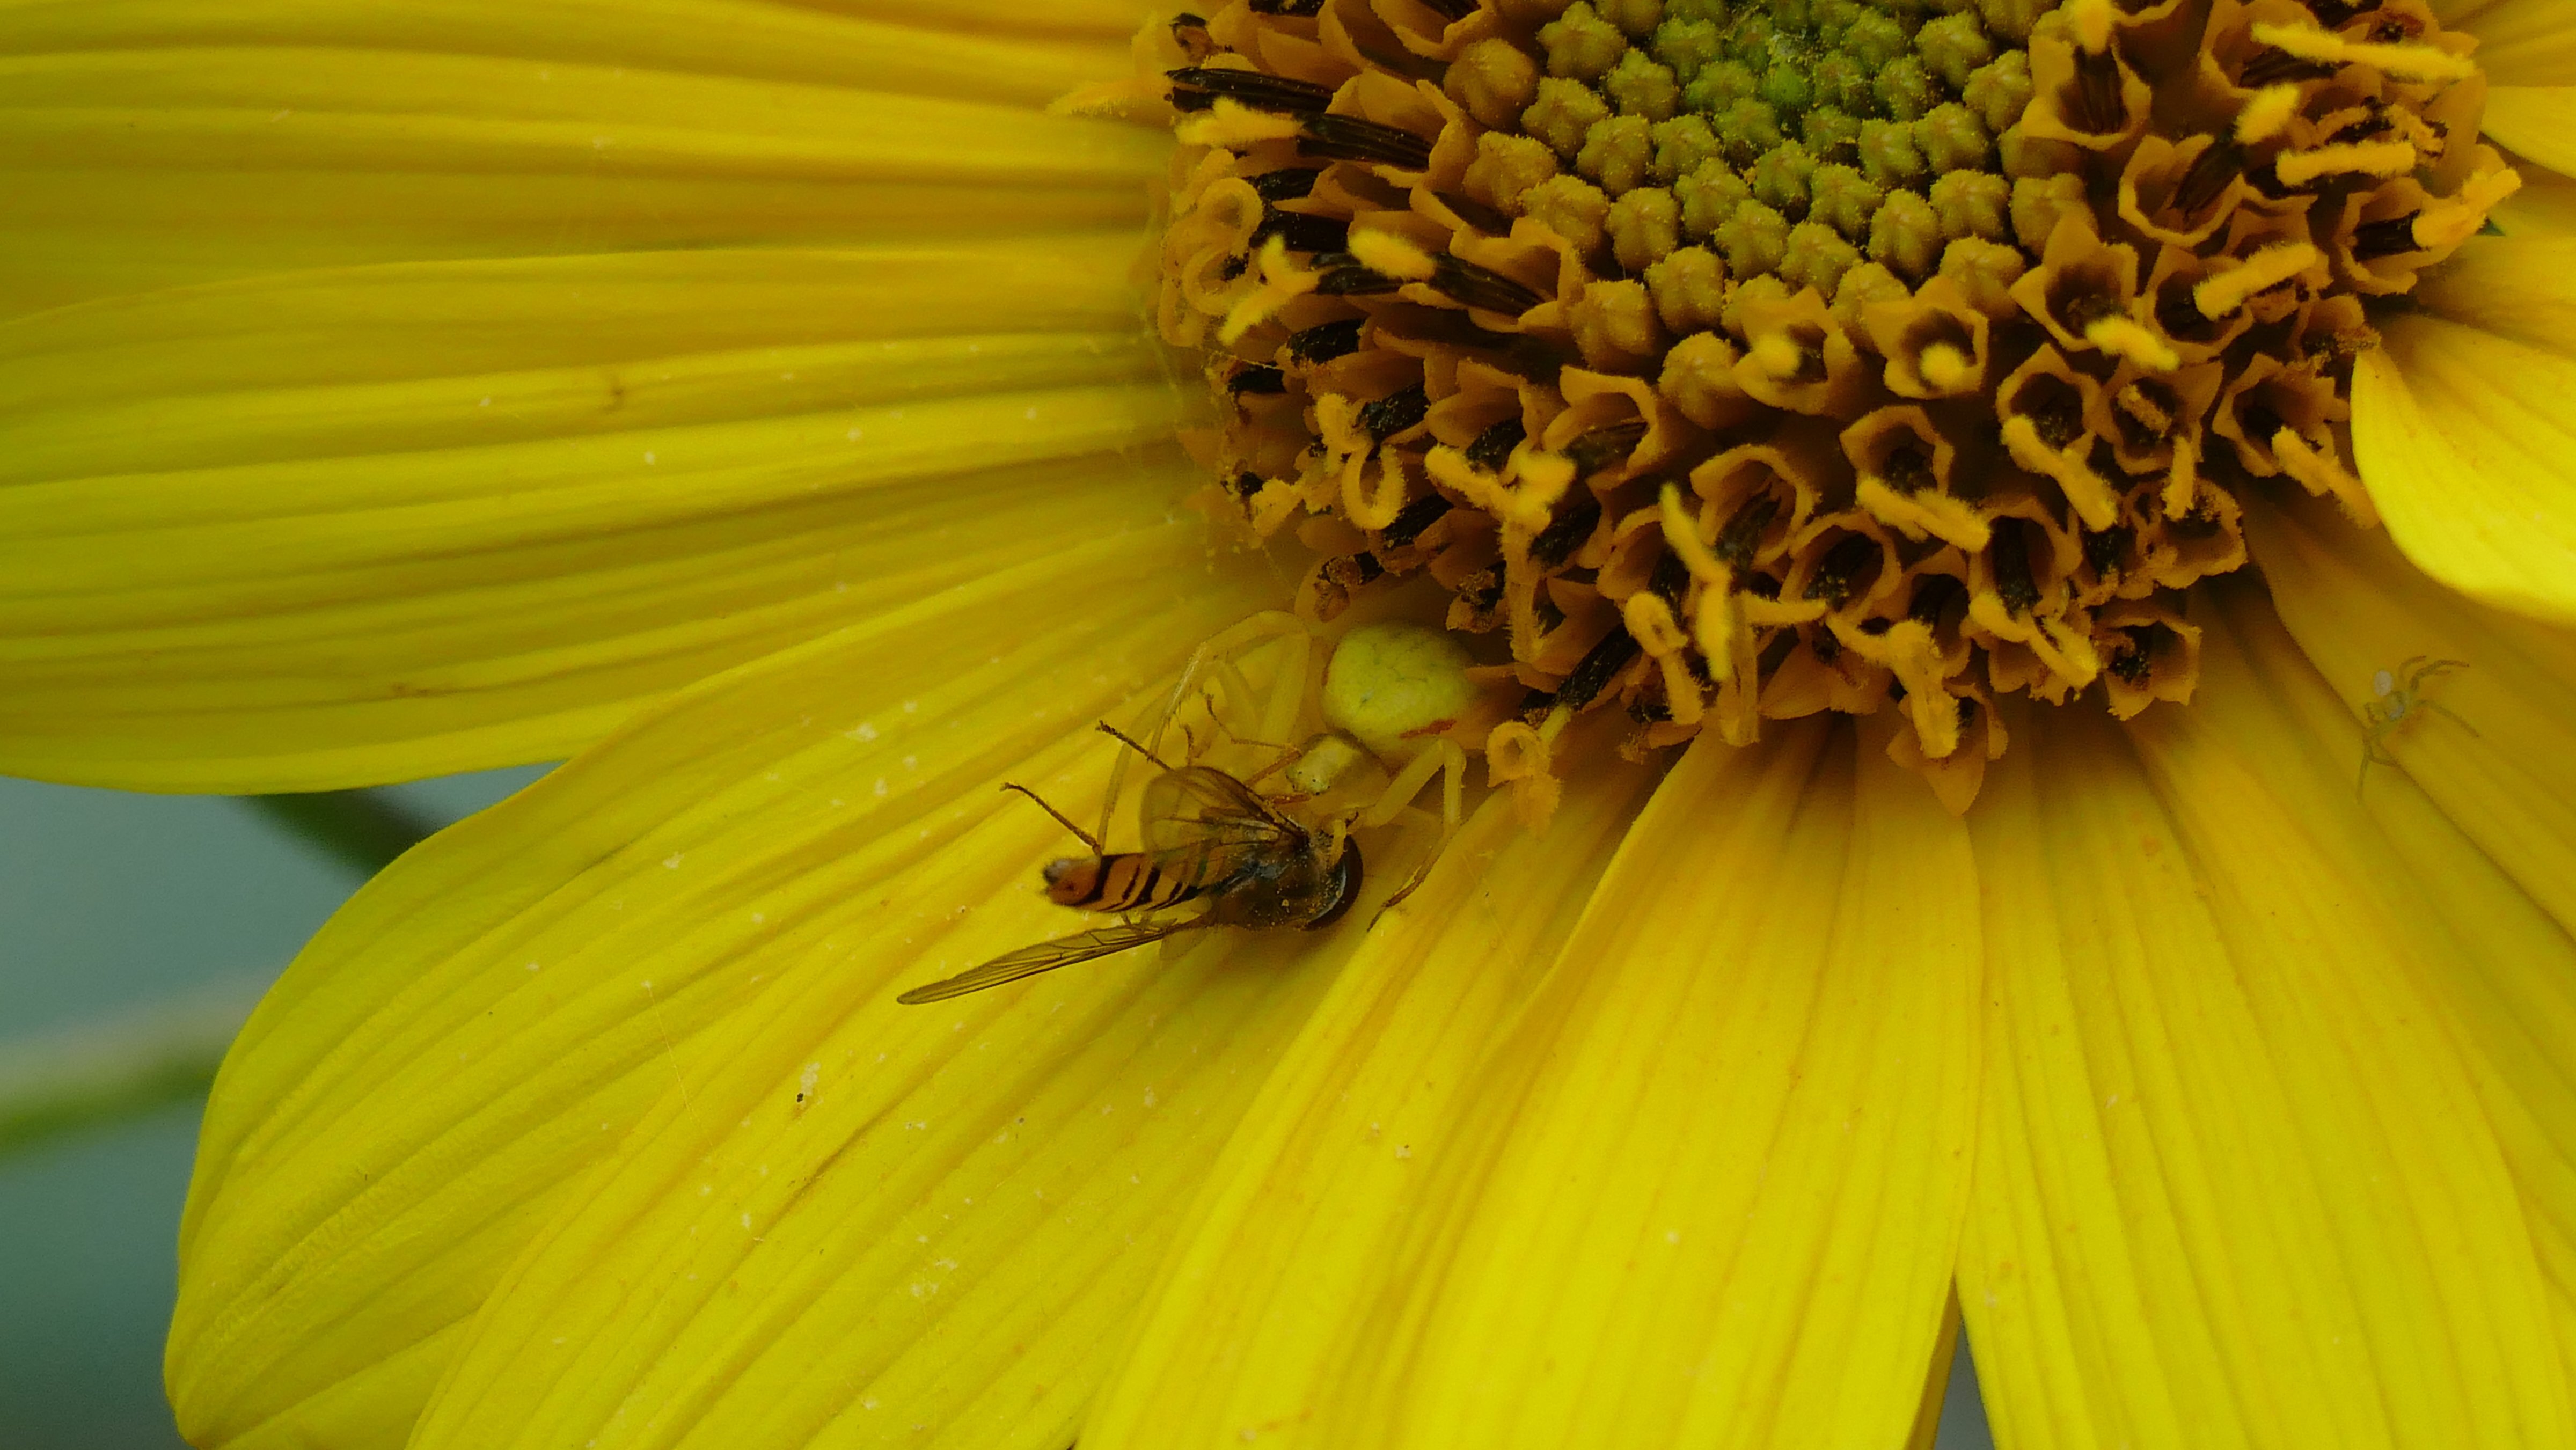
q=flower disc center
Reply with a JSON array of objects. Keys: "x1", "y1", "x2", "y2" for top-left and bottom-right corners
[{"x1": 1151, "y1": 0, "x2": 2515, "y2": 810}]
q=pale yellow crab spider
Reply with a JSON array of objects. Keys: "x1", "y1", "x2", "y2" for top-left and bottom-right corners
[
  {"x1": 2357, "y1": 655, "x2": 2476, "y2": 796},
  {"x1": 1154, "y1": 611, "x2": 1475, "y2": 911}
]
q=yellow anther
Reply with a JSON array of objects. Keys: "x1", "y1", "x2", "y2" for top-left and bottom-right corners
[
  {"x1": 2413, "y1": 164, "x2": 2524, "y2": 251},
  {"x1": 2248, "y1": 22, "x2": 2476, "y2": 83},
  {"x1": 2193, "y1": 241, "x2": 2323, "y2": 318},
  {"x1": 2234, "y1": 85, "x2": 2302, "y2": 145},
  {"x1": 2274, "y1": 140, "x2": 2416, "y2": 188},
  {"x1": 1622, "y1": 591, "x2": 1691, "y2": 657},
  {"x1": 2162, "y1": 436, "x2": 2197, "y2": 519},
  {"x1": 2272, "y1": 427, "x2": 2380, "y2": 527},
  {"x1": 1216, "y1": 236, "x2": 1316, "y2": 345},
  {"x1": 1176, "y1": 98, "x2": 1306, "y2": 150},
  {"x1": 2083, "y1": 314, "x2": 2181, "y2": 372},
  {"x1": 1348, "y1": 229, "x2": 1439, "y2": 282},
  {"x1": 1916, "y1": 342, "x2": 1975, "y2": 393},
  {"x1": 1484, "y1": 720, "x2": 1562, "y2": 827},
  {"x1": 1655, "y1": 482, "x2": 1727, "y2": 584},
  {"x1": 1748, "y1": 329, "x2": 1807, "y2": 380},
  {"x1": 2067, "y1": 0, "x2": 2115, "y2": 54}
]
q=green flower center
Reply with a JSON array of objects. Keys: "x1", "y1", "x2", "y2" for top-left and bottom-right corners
[{"x1": 1152, "y1": 0, "x2": 2515, "y2": 810}]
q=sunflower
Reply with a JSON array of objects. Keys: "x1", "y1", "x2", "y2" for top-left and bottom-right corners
[{"x1": 5, "y1": 0, "x2": 2574, "y2": 1445}]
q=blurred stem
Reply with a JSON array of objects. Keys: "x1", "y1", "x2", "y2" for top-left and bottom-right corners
[
  {"x1": 0, "y1": 972, "x2": 271, "y2": 1157},
  {"x1": 240, "y1": 788, "x2": 437, "y2": 874}
]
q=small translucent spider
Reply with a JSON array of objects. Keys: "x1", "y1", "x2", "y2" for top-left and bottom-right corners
[
  {"x1": 2358, "y1": 655, "x2": 2476, "y2": 795},
  {"x1": 1135, "y1": 611, "x2": 1477, "y2": 912}
]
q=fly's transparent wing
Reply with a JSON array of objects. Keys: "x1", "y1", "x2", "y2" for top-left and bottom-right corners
[
  {"x1": 1137, "y1": 765, "x2": 1304, "y2": 854},
  {"x1": 894, "y1": 919, "x2": 1199, "y2": 1005}
]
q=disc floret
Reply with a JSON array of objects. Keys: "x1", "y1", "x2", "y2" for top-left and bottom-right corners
[{"x1": 1151, "y1": 0, "x2": 2515, "y2": 811}]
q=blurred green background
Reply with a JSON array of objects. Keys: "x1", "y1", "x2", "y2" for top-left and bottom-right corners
[
  {"x1": 0, "y1": 769, "x2": 1996, "y2": 1449},
  {"x1": 0, "y1": 767, "x2": 544, "y2": 1449}
]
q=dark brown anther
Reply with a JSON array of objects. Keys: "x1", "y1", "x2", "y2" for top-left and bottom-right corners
[
  {"x1": 1457, "y1": 568, "x2": 1506, "y2": 627},
  {"x1": 1311, "y1": 256, "x2": 1403, "y2": 296},
  {"x1": 2238, "y1": 48, "x2": 2340, "y2": 87},
  {"x1": 1529, "y1": 496, "x2": 1605, "y2": 568},
  {"x1": 2036, "y1": 399, "x2": 2087, "y2": 451},
  {"x1": 1251, "y1": 168, "x2": 1325, "y2": 202},
  {"x1": 1231, "y1": 470, "x2": 1267, "y2": 500},
  {"x1": 2109, "y1": 630, "x2": 2154, "y2": 683},
  {"x1": 1803, "y1": 534, "x2": 1879, "y2": 607},
  {"x1": 2309, "y1": 0, "x2": 2380, "y2": 27},
  {"x1": 1168, "y1": 13, "x2": 1215, "y2": 60},
  {"x1": 2083, "y1": 523, "x2": 2134, "y2": 577},
  {"x1": 1648, "y1": 549, "x2": 1690, "y2": 605},
  {"x1": 2350, "y1": 214, "x2": 2425, "y2": 260},
  {"x1": 1552, "y1": 628, "x2": 1644, "y2": 712},
  {"x1": 1434, "y1": 190, "x2": 1515, "y2": 235},
  {"x1": 2070, "y1": 48, "x2": 2128, "y2": 135},
  {"x1": 1299, "y1": 114, "x2": 1435, "y2": 170},
  {"x1": 1757, "y1": 629, "x2": 1799, "y2": 675},
  {"x1": 2172, "y1": 138, "x2": 2249, "y2": 219},
  {"x1": 1359, "y1": 383, "x2": 1430, "y2": 441},
  {"x1": 2170, "y1": 502, "x2": 2223, "y2": 538},
  {"x1": 1255, "y1": 209, "x2": 1351, "y2": 253},
  {"x1": 1908, "y1": 574, "x2": 1966, "y2": 624},
  {"x1": 1882, "y1": 445, "x2": 1937, "y2": 496},
  {"x1": 1715, "y1": 494, "x2": 1781, "y2": 571},
  {"x1": 1228, "y1": 363, "x2": 1286, "y2": 394},
  {"x1": 1990, "y1": 525, "x2": 2040, "y2": 617},
  {"x1": 1811, "y1": 626, "x2": 1843, "y2": 663},
  {"x1": 1379, "y1": 493, "x2": 1454, "y2": 550},
  {"x1": 1429, "y1": 254, "x2": 1545, "y2": 314},
  {"x1": 1396, "y1": 310, "x2": 1527, "y2": 353},
  {"x1": 1171, "y1": 89, "x2": 1219, "y2": 113},
  {"x1": 1248, "y1": 0, "x2": 1326, "y2": 13},
  {"x1": 1287, "y1": 317, "x2": 1365, "y2": 364},
  {"x1": 1328, "y1": 552, "x2": 1387, "y2": 588},
  {"x1": 1219, "y1": 255, "x2": 1249, "y2": 281},
  {"x1": 1167, "y1": 67, "x2": 1336, "y2": 116},
  {"x1": 1465, "y1": 415, "x2": 1527, "y2": 471},
  {"x1": 1564, "y1": 420, "x2": 1650, "y2": 476},
  {"x1": 2241, "y1": 400, "x2": 2288, "y2": 448}
]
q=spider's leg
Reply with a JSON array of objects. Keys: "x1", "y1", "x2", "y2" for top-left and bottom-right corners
[{"x1": 2420, "y1": 699, "x2": 2482, "y2": 737}]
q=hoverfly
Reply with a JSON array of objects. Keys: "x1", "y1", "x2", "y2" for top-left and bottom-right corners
[{"x1": 894, "y1": 726, "x2": 1361, "y2": 1005}]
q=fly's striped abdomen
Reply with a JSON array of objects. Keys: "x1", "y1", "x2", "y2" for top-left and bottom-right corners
[{"x1": 1042, "y1": 851, "x2": 1223, "y2": 913}]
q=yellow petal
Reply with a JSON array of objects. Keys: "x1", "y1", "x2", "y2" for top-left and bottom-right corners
[
  {"x1": 1957, "y1": 590, "x2": 2574, "y2": 1450},
  {"x1": 2485, "y1": 88, "x2": 2576, "y2": 179},
  {"x1": 2246, "y1": 487, "x2": 2576, "y2": 938},
  {"x1": 1292, "y1": 723, "x2": 1979, "y2": 1450},
  {"x1": 1083, "y1": 743, "x2": 1658, "y2": 1450},
  {"x1": 1, "y1": 10, "x2": 1153, "y2": 313},
  {"x1": 411, "y1": 859, "x2": 1352, "y2": 1450},
  {"x1": 2202, "y1": 579, "x2": 2576, "y2": 1408},
  {"x1": 0, "y1": 238, "x2": 1190, "y2": 792},
  {"x1": 2350, "y1": 236, "x2": 2576, "y2": 624},
  {"x1": 2497, "y1": 157, "x2": 2576, "y2": 239},
  {"x1": 2450, "y1": 0, "x2": 2576, "y2": 88},
  {"x1": 169, "y1": 524, "x2": 1270, "y2": 1450}
]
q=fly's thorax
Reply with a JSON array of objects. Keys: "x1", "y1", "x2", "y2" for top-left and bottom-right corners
[
  {"x1": 1208, "y1": 825, "x2": 1363, "y2": 929},
  {"x1": 1152, "y1": 0, "x2": 2516, "y2": 814}
]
